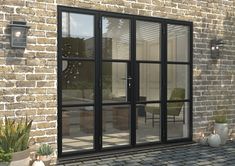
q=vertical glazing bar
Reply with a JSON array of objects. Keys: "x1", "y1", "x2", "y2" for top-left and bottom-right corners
[
  {"x1": 131, "y1": 17, "x2": 136, "y2": 146},
  {"x1": 161, "y1": 23, "x2": 167, "y2": 143}
]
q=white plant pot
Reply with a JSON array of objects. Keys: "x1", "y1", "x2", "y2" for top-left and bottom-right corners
[
  {"x1": 0, "y1": 162, "x2": 9, "y2": 166},
  {"x1": 208, "y1": 133, "x2": 221, "y2": 147},
  {"x1": 38, "y1": 156, "x2": 51, "y2": 166},
  {"x1": 9, "y1": 149, "x2": 30, "y2": 166},
  {"x1": 214, "y1": 123, "x2": 228, "y2": 145}
]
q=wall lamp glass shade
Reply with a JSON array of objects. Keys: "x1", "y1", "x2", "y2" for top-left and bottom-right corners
[
  {"x1": 8, "y1": 21, "x2": 30, "y2": 48},
  {"x1": 210, "y1": 39, "x2": 224, "y2": 59}
]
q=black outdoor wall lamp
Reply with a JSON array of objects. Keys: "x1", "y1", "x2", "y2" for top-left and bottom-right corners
[
  {"x1": 8, "y1": 21, "x2": 30, "y2": 48},
  {"x1": 210, "y1": 39, "x2": 225, "y2": 59}
]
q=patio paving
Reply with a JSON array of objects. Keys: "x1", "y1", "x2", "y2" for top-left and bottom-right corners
[{"x1": 58, "y1": 141, "x2": 235, "y2": 166}]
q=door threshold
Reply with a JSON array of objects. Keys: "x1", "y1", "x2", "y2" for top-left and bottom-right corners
[{"x1": 58, "y1": 141, "x2": 195, "y2": 165}]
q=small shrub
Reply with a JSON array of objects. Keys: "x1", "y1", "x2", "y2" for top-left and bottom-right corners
[
  {"x1": 37, "y1": 144, "x2": 53, "y2": 156},
  {"x1": 0, "y1": 148, "x2": 12, "y2": 163},
  {"x1": 213, "y1": 110, "x2": 227, "y2": 123},
  {"x1": 0, "y1": 116, "x2": 33, "y2": 153}
]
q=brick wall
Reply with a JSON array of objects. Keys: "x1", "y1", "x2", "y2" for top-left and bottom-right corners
[{"x1": 0, "y1": 0, "x2": 234, "y2": 158}]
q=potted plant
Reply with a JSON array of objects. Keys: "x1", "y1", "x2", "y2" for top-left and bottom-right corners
[
  {"x1": 36, "y1": 144, "x2": 53, "y2": 166},
  {"x1": 0, "y1": 116, "x2": 33, "y2": 166},
  {"x1": 0, "y1": 148, "x2": 12, "y2": 166},
  {"x1": 213, "y1": 110, "x2": 228, "y2": 145}
]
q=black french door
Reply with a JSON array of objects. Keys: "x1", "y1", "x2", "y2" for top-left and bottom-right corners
[{"x1": 57, "y1": 6, "x2": 193, "y2": 157}]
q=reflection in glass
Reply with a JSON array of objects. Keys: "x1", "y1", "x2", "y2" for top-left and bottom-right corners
[
  {"x1": 137, "y1": 103, "x2": 160, "y2": 143},
  {"x1": 102, "y1": 105, "x2": 130, "y2": 147},
  {"x1": 139, "y1": 64, "x2": 160, "y2": 101},
  {"x1": 102, "y1": 17, "x2": 130, "y2": 60},
  {"x1": 167, "y1": 102, "x2": 189, "y2": 140},
  {"x1": 102, "y1": 62, "x2": 128, "y2": 102},
  {"x1": 136, "y1": 21, "x2": 160, "y2": 61},
  {"x1": 62, "y1": 106, "x2": 94, "y2": 152},
  {"x1": 168, "y1": 64, "x2": 188, "y2": 100},
  {"x1": 62, "y1": 12, "x2": 94, "y2": 58},
  {"x1": 168, "y1": 25, "x2": 189, "y2": 62},
  {"x1": 62, "y1": 61, "x2": 94, "y2": 105}
]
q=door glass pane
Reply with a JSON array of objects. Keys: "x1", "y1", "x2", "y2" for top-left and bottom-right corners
[
  {"x1": 139, "y1": 63, "x2": 160, "y2": 101},
  {"x1": 102, "y1": 17, "x2": 130, "y2": 60},
  {"x1": 62, "y1": 106, "x2": 94, "y2": 152},
  {"x1": 102, "y1": 62, "x2": 129, "y2": 102},
  {"x1": 62, "y1": 61, "x2": 94, "y2": 105},
  {"x1": 102, "y1": 105, "x2": 130, "y2": 147},
  {"x1": 137, "y1": 103, "x2": 160, "y2": 143},
  {"x1": 167, "y1": 102, "x2": 189, "y2": 140},
  {"x1": 167, "y1": 64, "x2": 188, "y2": 100},
  {"x1": 136, "y1": 21, "x2": 160, "y2": 61},
  {"x1": 168, "y1": 25, "x2": 189, "y2": 62},
  {"x1": 62, "y1": 12, "x2": 94, "y2": 58}
]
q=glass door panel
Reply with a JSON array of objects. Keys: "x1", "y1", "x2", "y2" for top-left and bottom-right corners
[
  {"x1": 102, "y1": 17, "x2": 130, "y2": 60},
  {"x1": 62, "y1": 61, "x2": 95, "y2": 105},
  {"x1": 167, "y1": 64, "x2": 189, "y2": 100},
  {"x1": 137, "y1": 103, "x2": 160, "y2": 143},
  {"x1": 62, "y1": 106, "x2": 94, "y2": 152},
  {"x1": 102, "y1": 62, "x2": 129, "y2": 102},
  {"x1": 136, "y1": 21, "x2": 160, "y2": 61},
  {"x1": 62, "y1": 12, "x2": 95, "y2": 58},
  {"x1": 167, "y1": 24, "x2": 190, "y2": 140},
  {"x1": 167, "y1": 25, "x2": 189, "y2": 62},
  {"x1": 136, "y1": 20, "x2": 161, "y2": 144},
  {"x1": 102, "y1": 16, "x2": 131, "y2": 148},
  {"x1": 138, "y1": 63, "x2": 160, "y2": 101},
  {"x1": 167, "y1": 102, "x2": 190, "y2": 140},
  {"x1": 61, "y1": 12, "x2": 95, "y2": 152},
  {"x1": 102, "y1": 105, "x2": 131, "y2": 147}
]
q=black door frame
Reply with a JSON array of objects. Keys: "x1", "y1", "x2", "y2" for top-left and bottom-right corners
[{"x1": 57, "y1": 5, "x2": 193, "y2": 158}]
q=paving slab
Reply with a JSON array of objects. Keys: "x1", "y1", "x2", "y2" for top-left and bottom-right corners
[{"x1": 60, "y1": 141, "x2": 235, "y2": 166}]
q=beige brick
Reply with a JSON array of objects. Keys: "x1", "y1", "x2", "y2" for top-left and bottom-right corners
[
  {"x1": 15, "y1": 109, "x2": 36, "y2": 116},
  {"x1": 6, "y1": 103, "x2": 27, "y2": 110},
  {"x1": 46, "y1": 18, "x2": 57, "y2": 24},
  {"x1": 46, "y1": 116, "x2": 57, "y2": 121},
  {"x1": 37, "y1": 24, "x2": 56, "y2": 31},
  {"x1": 45, "y1": 129, "x2": 57, "y2": 135},
  {"x1": 46, "y1": 102, "x2": 57, "y2": 108},
  {"x1": 26, "y1": 88, "x2": 46, "y2": 94},
  {"x1": 14, "y1": 66, "x2": 34, "y2": 73},
  {"x1": 26, "y1": 59, "x2": 47, "y2": 66},
  {"x1": 16, "y1": 81, "x2": 35, "y2": 87},
  {"x1": 37, "y1": 109, "x2": 56, "y2": 115},
  {"x1": 45, "y1": 46, "x2": 57, "y2": 52},
  {"x1": 2, "y1": 0, "x2": 24, "y2": 6},
  {"x1": 36, "y1": 81, "x2": 55, "y2": 87},
  {"x1": 46, "y1": 32, "x2": 56, "y2": 37},
  {"x1": 16, "y1": 95, "x2": 35, "y2": 102},
  {"x1": 1, "y1": 96, "x2": 15, "y2": 103},
  {"x1": 26, "y1": 74, "x2": 45, "y2": 80},
  {"x1": 37, "y1": 38, "x2": 56, "y2": 45},
  {"x1": 36, "y1": 136, "x2": 56, "y2": 143},
  {"x1": 27, "y1": 45, "x2": 45, "y2": 51},
  {"x1": 30, "y1": 130, "x2": 46, "y2": 137},
  {"x1": 131, "y1": 3, "x2": 146, "y2": 9},
  {"x1": 35, "y1": 95, "x2": 56, "y2": 101},
  {"x1": 0, "y1": 111, "x2": 14, "y2": 116},
  {"x1": 0, "y1": 6, "x2": 14, "y2": 13},
  {"x1": 37, "y1": 122, "x2": 56, "y2": 129},
  {"x1": 35, "y1": 67, "x2": 54, "y2": 73},
  {"x1": 16, "y1": 7, "x2": 35, "y2": 15},
  {"x1": 3, "y1": 88, "x2": 25, "y2": 95}
]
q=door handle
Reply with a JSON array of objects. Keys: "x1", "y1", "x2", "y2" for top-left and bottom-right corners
[{"x1": 121, "y1": 77, "x2": 132, "y2": 80}]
